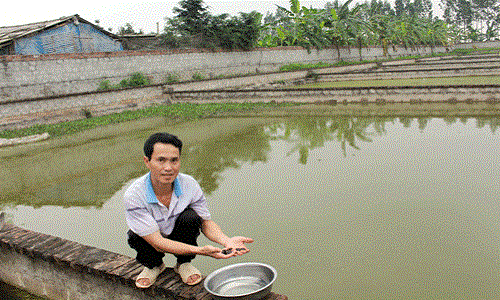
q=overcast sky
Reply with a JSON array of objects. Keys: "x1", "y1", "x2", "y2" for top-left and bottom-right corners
[{"x1": 1, "y1": 0, "x2": 442, "y2": 34}]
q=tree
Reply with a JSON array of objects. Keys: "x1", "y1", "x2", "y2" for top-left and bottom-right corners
[
  {"x1": 275, "y1": 0, "x2": 329, "y2": 50},
  {"x1": 441, "y1": 0, "x2": 473, "y2": 41},
  {"x1": 117, "y1": 23, "x2": 143, "y2": 35},
  {"x1": 163, "y1": 0, "x2": 261, "y2": 50},
  {"x1": 395, "y1": 0, "x2": 405, "y2": 17},
  {"x1": 472, "y1": 0, "x2": 500, "y2": 40},
  {"x1": 171, "y1": 0, "x2": 209, "y2": 36},
  {"x1": 364, "y1": 0, "x2": 394, "y2": 16},
  {"x1": 324, "y1": 0, "x2": 370, "y2": 60},
  {"x1": 203, "y1": 12, "x2": 261, "y2": 50}
]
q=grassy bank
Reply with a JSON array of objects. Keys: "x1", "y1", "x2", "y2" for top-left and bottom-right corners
[
  {"x1": 296, "y1": 75, "x2": 500, "y2": 89},
  {"x1": 0, "y1": 102, "x2": 297, "y2": 140}
]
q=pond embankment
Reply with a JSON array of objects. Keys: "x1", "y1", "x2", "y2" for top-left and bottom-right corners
[
  {"x1": 316, "y1": 53, "x2": 500, "y2": 81},
  {"x1": 2, "y1": 48, "x2": 500, "y2": 132},
  {"x1": 0, "y1": 44, "x2": 449, "y2": 102},
  {"x1": 0, "y1": 214, "x2": 287, "y2": 300}
]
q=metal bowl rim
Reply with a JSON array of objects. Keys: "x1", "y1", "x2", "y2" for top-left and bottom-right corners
[{"x1": 203, "y1": 262, "x2": 277, "y2": 297}]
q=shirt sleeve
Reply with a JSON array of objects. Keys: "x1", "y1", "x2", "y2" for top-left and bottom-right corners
[
  {"x1": 124, "y1": 189, "x2": 159, "y2": 237},
  {"x1": 187, "y1": 176, "x2": 212, "y2": 220}
]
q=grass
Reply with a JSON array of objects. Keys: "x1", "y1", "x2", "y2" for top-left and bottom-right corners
[
  {"x1": 0, "y1": 102, "x2": 297, "y2": 139},
  {"x1": 451, "y1": 47, "x2": 500, "y2": 56},
  {"x1": 279, "y1": 60, "x2": 378, "y2": 72},
  {"x1": 295, "y1": 75, "x2": 500, "y2": 89}
]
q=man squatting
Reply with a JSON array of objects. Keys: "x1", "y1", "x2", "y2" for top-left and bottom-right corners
[{"x1": 125, "y1": 132, "x2": 253, "y2": 288}]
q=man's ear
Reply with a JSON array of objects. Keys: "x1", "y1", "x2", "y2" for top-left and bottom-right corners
[{"x1": 143, "y1": 156, "x2": 150, "y2": 166}]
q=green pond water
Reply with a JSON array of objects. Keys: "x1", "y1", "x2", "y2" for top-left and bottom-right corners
[{"x1": 1, "y1": 113, "x2": 500, "y2": 300}]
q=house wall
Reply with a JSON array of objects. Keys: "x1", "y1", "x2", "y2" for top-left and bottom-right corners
[{"x1": 14, "y1": 22, "x2": 123, "y2": 55}]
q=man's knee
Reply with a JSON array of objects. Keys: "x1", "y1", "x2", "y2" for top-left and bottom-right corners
[{"x1": 176, "y1": 208, "x2": 202, "y2": 229}]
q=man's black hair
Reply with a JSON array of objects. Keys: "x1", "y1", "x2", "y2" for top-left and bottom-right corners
[{"x1": 144, "y1": 132, "x2": 183, "y2": 160}]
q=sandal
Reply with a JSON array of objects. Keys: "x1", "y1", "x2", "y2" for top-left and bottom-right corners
[
  {"x1": 135, "y1": 263, "x2": 167, "y2": 288},
  {"x1": 174, "y1": 262, "x2": 202, "y2": 285}
]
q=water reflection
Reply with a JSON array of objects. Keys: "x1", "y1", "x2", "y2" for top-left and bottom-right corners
[
  {"x1": 181, "y1": 126, "x2": 271, "y2": 194},
  {"x1": 1, "y1": 114, "x2": 499, "y2": 300},
  {"x1": 267, "y1": 117, "x2": 391, "y2": 162},
  {"x1": 1, "y1": 115, "x2": 500, "y2": 207}
]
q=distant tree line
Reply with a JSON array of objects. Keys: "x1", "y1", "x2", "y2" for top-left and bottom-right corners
[
  {"x1": 160, "y1": 0, "x2": 260, "y2": 50},
  {"x1": 116, "y1": 0, "x2": 500, "y2": 52},
  {"x1": 442, "y1": 0, "x2": 500, "y2": 41}
]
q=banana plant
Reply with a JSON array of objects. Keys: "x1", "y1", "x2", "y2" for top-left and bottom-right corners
[{"x1": 275, "y1": 0, "x2": 329, "y2": 51}]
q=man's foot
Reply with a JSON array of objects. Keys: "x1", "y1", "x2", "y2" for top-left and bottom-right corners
[
  {"x1": 174, "y1": 262, "x2": 203, "y2": 285},
  {"x1": 135, "y1": 263, "x2": 166, "y2": 288}
]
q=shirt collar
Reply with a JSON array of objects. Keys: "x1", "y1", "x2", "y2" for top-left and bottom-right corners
[{"x1": 146, "y1": 172, "x2": 183, "y2": 204}]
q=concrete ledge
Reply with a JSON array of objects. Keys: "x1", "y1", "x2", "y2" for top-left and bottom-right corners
[
  {"x1": 169, "y1": 85, "x2": 500, "y2": 104},
  {"x1": 0, "y1": 133, "x2": 50, "y2": 147},
  {"x1": 0, "y1": 214, "x2": 287, "y2": 300}
]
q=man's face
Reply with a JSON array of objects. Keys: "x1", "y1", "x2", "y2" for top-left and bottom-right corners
[{"x1": 144, "y1": 143, "x2": 181, "y2": 186}]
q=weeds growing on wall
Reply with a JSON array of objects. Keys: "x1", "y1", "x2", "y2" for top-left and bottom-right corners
[
  {"x1": 127, "y1": 72, "x2": 151, "y2": 87},
  {"x1": 97, "y1": 72, "x2": 151, "y2": 90},
  {"x1": 191, "y1": 72, "x2": 205, "y2": 81},
  {"x1": 164, "y1": 73, "x2": 181, "y2": 83}
]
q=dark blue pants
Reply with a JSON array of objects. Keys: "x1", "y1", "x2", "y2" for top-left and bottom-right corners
[{"x1": 127, "y1": 208, "x2": 202, "y2": 269}]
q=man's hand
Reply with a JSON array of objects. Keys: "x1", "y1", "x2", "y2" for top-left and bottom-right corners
[
  {"x1": 198, "y1": 245, "x2": 234, "y2": 259},
  {"x1": 223, "y1": 236, "x2": 254, "y2": 256}
]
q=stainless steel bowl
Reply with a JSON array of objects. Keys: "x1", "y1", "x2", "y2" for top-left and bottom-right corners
[{"x1": 204, "y1": 262, "x2": 277, "y2": 300}]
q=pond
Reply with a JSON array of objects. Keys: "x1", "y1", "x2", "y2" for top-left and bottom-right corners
[{"x1": 1, "y1": 111, "x2": 500, "y2": 300}]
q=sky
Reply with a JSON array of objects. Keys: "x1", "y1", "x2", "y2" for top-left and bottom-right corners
[{"x1": 1, "y1": 0, "x2": 442, "y2": 34}]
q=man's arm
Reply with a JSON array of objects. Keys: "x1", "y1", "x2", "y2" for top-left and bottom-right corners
[
  {"x1": 141, "y1": 230, "x2": 231, "y2": 258},
  {"x1": 201, "y1": 219, "x2": 231, "y2": 246}
]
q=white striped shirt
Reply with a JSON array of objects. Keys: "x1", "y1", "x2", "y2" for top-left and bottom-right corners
[{"x1": 124, "y1": 172, "x2": 211, "y2": 237}]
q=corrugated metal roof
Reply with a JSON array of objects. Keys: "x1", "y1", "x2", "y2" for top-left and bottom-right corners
[{"x1": 0, "y1": 14, "x2": 119, "y2": 47}]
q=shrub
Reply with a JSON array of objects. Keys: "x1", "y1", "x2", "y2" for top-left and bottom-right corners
[
  {"x1": 165, "y1": 73, "x2": 181, "y2": 83},
  {"x1": 98, "y1": 80, "x2": 113, "y2": 90},
  {"x1": 192, "y1": 72, "x2": 205, "y2": 81},
  {"x1": 98, "y1": 73, "x2": 151, "y2": 91},
  {"x1": 119, "y1": 79, "x2": 130, "y2": 88},
  {"x1": 128, "y1": 72, "x2": 151, "y2": 87}
]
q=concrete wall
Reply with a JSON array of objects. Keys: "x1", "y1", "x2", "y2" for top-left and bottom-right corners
[
  {"x1": 0, "y1": 44, "x2": 449, "y2": 102},
  {"x1": 2, "y1": 80, "x2": 500, "y2": 131},
  {"x1": 170, "y1": 86, "x2": 500, "y2": 104},
  {"x1": 0, "y1": 69, "x2": 315, "y2": 130},
  {"x1": 0, "y1": 214, "x2": 287, "y2": 300},
  {"x1": 1, "y1": 41, "x2": 497, "y2": 128},
  {"x1": 455, "y1": 41, "x2": 500, "y2": 49},
  {"x1": 0, "y1": 217, "x2": 175, "y2": 300}
]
